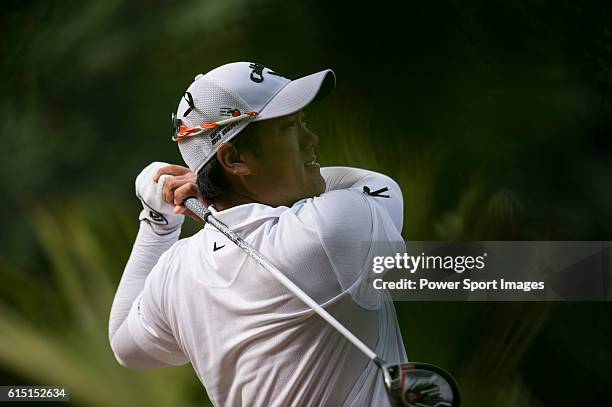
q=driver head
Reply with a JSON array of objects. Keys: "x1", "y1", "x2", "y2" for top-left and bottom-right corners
[{"x1": 381, "y1": 362, "x2": 461, "y2": 407}]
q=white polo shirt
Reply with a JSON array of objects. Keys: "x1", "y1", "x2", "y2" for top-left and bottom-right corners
[{"x1": 119, "y1": 168, "x2": 408, "y2": 406}]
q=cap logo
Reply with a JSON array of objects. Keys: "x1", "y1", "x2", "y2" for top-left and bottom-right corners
[
  {"x1": 183, "y1": 92, "x2": 195, "y2": 116},
  {"x1": 249, "y1": 62, "x2": 289, "y2": 83},
  {"x1": 220, "y1": 107, "x2": 241, "y2": 117},
  {"x1": 249, "y1": 63, "x2": 265, "y2": 83},
  {"x1": 210, "y1": 122, "x2": 238, "y2": 145}
]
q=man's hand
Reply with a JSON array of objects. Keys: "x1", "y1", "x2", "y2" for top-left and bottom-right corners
[
  {"x1": 136, "y1": 162, "x2": 186, "y2": 232},
  {"x1": 153, "y1": 164, "x2": 207, "y2": 223}
]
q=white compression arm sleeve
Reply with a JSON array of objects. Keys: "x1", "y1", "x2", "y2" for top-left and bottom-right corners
[
  {"x1": 321, "y1": 166, "x2": 404, "y2": 232},
  {"x1": 108, "y1": 221, "x2": 181, "y2": 368}
]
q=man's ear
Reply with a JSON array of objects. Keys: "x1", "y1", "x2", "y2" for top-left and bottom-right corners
[{"x1": 216, "y1": 143, "x2": 252, "y2": 176}]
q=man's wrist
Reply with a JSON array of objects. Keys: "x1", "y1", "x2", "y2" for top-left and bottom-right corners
[{"x1": 140, "y1": 212, "x2": 184, "y2": 236}]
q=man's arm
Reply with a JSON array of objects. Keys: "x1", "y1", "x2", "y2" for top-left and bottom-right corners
[
  {"x1": 108, "y1": 222, "x2": 182, "y2": 369},
  {"x1": 108, "y1": 162, "x2": 187, "y2": 370},
  {"x1": 303, "y1": 167, "x2": 406, "y2": 309},
  {"x1": 321, "y1": 166, "x2": 404, "y2": 233}
]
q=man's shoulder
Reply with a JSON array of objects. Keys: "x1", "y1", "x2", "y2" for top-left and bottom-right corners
[
  {"x1": 298, "y1": 188, "x2": 372, "y2": 219},
  {"x1": 168, "y1": 234, "x2": 194, "y2": 253},
  {"x1": 152, "y1": 234, "x2": 197, "y2": 272},
  {"x1": 290, "y1": 189, "x2": 374, "y2": 241},
  {"x1": 293, "y1": 188, "x2": 371, "y2": 214}
]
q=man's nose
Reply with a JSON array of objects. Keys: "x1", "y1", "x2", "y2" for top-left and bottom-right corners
[{"x1": 301, "y1": 127, "x2": 318, "y2": 150}]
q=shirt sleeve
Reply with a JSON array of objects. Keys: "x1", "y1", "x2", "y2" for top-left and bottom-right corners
[
  {"x1": 306, "y1": 183, "x2": 406, "y2": 309},
  {"x1": 125, "y1": 256, "x2": 188, "y2": 366},
  {"x1": 321, "y1": 167, "x2": 404, "y2": 233},
  {"x1": 108, "y1": 221, "x2": 187, "y2": 370}
]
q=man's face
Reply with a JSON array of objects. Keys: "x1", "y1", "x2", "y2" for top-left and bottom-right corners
[{"x1": 243, "y1": 110, "x2": 326, "y2": 207}]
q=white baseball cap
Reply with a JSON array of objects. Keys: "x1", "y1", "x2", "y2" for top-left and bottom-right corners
[{"x1": 173, "y1": 62, "x2": 336, "y2": 173}]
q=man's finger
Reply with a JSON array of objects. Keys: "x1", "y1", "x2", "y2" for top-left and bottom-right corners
[
  {"x1": 153, "y1": 164, "x2": 191, "y2": 181},
  {"x1": 173, "y1": 183, "x2": 205, "y2": 224},
  {"x1": 173, "y1": 183, "x2": 200, "y2": 206},
  {"x1": 175, "y1": 205, "x2": 204, "y2": 224},
  {"x1": 161, "y1": 176, "x2": 177, "y2": 204}
]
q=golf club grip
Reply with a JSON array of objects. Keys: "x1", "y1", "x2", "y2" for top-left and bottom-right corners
[{"x1": 184, "y1": 197, "x2": 379, "y2": 362}]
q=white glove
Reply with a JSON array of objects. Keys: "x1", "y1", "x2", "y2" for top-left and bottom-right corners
[{"x1": 135, "y1": 162, "x2": 184, "y2": 233}]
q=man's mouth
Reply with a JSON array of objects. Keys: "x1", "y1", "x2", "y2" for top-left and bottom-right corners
[{"x1": 304, "y1": 159, "x2": 320, "y2": 168}]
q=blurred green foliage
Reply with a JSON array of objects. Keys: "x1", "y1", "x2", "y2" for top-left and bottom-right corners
[
  {"x1": 1, "y1": 0, "x2": 611, "y2": 405},
  {"x1": 0, "y1": 203, "x2": 208, "y2": 406}
]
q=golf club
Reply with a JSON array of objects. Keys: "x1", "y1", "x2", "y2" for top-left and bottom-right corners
[{"x1": 185, "y1": 197, "x2": 461, "y2": 406}]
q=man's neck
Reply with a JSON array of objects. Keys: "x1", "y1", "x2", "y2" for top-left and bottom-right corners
[{"x1": 212, "y1": 192, "x2": 261, "y2": 211}]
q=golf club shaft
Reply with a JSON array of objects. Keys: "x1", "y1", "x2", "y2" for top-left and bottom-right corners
[{"x1": 185, "y1": 197, "x2": 380, "y2": 363}]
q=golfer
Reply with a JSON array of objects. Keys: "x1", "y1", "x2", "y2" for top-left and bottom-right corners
[{"x1": 109, "y1": 62, "x2": 408, "y2": 406}]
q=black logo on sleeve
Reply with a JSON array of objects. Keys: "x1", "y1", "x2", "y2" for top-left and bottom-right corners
[
  {"x1": 363, "y1": 186, "x2": 390, "y2": 198},
  {"x1": 149, "y1": 210, "x2": 168, "y2": 223},
  {"x1": 137, "y1": 192, "x2": 169, "y2": 225},
  {"x1": 213, "y1": 242, "x2": 226, "y2": 252}
]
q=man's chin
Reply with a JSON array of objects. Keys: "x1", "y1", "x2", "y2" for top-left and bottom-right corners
[
  {"x1": 311, "y1": 174, "x2": 326, "y2": 197},
  {"x1": 316, "y1": 178, "x2": 326, "y2": 196}
]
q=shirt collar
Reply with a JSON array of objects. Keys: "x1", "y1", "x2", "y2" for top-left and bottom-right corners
[{"x1": 204, "y1": 202, "x2": 290, "y2": 231}]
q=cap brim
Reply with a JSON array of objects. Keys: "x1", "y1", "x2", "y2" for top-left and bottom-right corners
[{"x1": 253, "y1": 69, "x2": 335, "y2": 122}]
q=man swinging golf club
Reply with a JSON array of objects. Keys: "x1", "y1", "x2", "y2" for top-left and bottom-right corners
[{"x1": 108, "y1": 62, "x2": 458, "y2": 406}]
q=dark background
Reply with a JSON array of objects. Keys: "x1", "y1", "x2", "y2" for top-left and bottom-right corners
[{"x1": 1, "y1": 0, "x2": 610, "y2": 405}]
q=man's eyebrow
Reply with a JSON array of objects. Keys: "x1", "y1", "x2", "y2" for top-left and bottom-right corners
[
  {"x1": 279, "y1": 116, "x2": 294, "y2": 126},
  {"x1": 279, "y1": 113, "x2": 303, "y2": 126}
]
